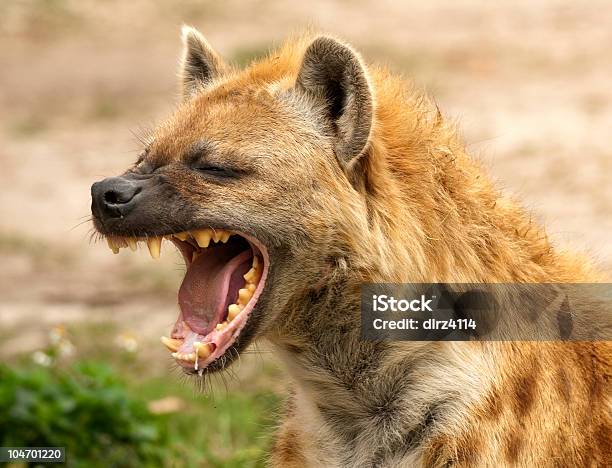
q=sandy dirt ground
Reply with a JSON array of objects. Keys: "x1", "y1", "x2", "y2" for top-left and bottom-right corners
[{"x1": 1, "y1": 0, "x2": 610, "y2": 360}]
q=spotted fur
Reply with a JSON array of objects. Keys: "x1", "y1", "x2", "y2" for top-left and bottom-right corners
[{"x1": 138, "y1": 28, "x2": 611, "y2": 467}]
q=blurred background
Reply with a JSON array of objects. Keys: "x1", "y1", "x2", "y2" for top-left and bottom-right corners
[{"x1": 0, "y1": 1, "x2": 610, "y2": 466}]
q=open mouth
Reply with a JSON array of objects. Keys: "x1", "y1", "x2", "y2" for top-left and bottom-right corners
[{"x1": 104, "y1": 229, "x2": 269, "y2": 374}]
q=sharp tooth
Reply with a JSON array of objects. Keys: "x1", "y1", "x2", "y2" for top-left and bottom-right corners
[
  {"x1": 228, "y1": 304, "x2": 241, "y2": 320},
  {"x1": 107, "y1": 238, "x2": 120, "y2": 254},
  {"x1": 246, "y1": 283, "x2": 256, "y2": 293},
  {"x1": 160, "y1": 336, "x2": 182, "y2": 352},
  {"x1": 174, "y1": 232, "x2": 189, "y2": 241},
  {"x1": 215, "y1": 322, "x2": 227, "y2": 331},
  {"x1": 243, "y1": 268, "x2": 257, "y2": 283},
  {"x1": 147, "y1": 237, "x2": 162, "y2": 259},
  {"x1": 126, "y1": 238, "x2": 137, "y2": 251},
  {"x1": 220, "y1": 232, "x2": 231, "y2": 243},
  {"x1": 212, "y1": 230, "x2": 225, "y2": 243},
  {"x1": 252, "y1": 255, "x2": 260, "y2": 269},
  {"x1": 194, "y1": 342, "x2": 212, "y2": 358},
  {"x1": 238, "y1": 288, "x2": 252, "y2": 305},
  {"x1": 193, "y1": 229, "x2": 211, "y2": 248}
]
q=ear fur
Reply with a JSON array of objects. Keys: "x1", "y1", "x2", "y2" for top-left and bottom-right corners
[
  {"x1": 179, "y1": 25, "x2": 227, "y2": 99},
  {"x1": 295, "y1": 36, "x2": 373, "y2": 168}
]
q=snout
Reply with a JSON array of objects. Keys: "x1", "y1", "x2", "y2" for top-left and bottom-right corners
[
  {"x1": 90, "y1": 172, "x2": 197, "y2": 237},
  {"x1": 91, "y1": 176, "x2": 143, "y2": 221}
]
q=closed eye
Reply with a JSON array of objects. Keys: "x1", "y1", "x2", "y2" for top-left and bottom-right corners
[{"x1": 192, "y1": 163, "x2": 240, "y2": 179}]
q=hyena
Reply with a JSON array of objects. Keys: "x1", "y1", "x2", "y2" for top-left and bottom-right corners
[{"x1": 91, "y1": 27, "x2": 611, "y2": 466}]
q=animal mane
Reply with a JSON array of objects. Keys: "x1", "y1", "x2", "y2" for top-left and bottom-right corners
[{"x1": 229, "y1": 33, "x2": 603, "y2": 283}]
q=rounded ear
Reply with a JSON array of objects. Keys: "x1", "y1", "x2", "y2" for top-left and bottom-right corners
[
  {"x1": 295, "y1": 36, "x2": 373, "y2": 168},
  {"x1": 179, "y1": 25, "x2": 228, "y2": 99}
]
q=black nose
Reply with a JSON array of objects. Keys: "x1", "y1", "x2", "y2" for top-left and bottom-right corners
[{"x1": 91, "y1": 176, "x2": 143, "y2": 220}]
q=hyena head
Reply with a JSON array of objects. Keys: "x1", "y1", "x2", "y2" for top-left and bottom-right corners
[{"x1": 91, "y1": 27, "x2": 374, "y2": 373}]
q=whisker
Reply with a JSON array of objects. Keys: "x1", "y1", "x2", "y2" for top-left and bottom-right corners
[{"x1": 70, "y1": 216, "x2": 94, "y2": 232}]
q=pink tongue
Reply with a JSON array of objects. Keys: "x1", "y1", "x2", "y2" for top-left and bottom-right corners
[{"x1": 178, "y1": 245, "x2": 252, "y2": 335}]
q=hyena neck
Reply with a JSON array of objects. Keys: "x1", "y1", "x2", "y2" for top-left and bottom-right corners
[{"x1": 270, "y1": 271, "x2": 491, "y2": 462}]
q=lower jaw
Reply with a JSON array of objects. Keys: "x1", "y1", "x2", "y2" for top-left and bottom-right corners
[
  {"x1": 104, "y1": 229, "x2": 269, "y2": 374},
  {"x1": 167, "y1": 254, "x2": 265, "y2": 373}
]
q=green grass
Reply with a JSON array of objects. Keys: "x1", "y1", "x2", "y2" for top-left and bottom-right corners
[
  {"x1": 0, "y1": 324, "x2": 283, "y2": 467},
  {"x1": 135, "y1": 377, "x2": 279, "y2": 468}
]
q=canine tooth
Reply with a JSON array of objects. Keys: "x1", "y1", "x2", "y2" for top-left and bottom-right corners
[
  {"x1": 238, "y1": 288, "x2": 253, "y2": 305},
  {"x1": 220, "y1": 232, "x2": 231, "y2": 243},
  {"x1": 174, "y1": 232, "x2": 189, "y2": 241},
  {"x1": 126, "y1": 238, "x2": 137, "y2": 251},
  {"x1": 252, "y1": 255, "x2": 260, "y2": 268},
  {"x1": 147, "y1": 237, "x2": 162, "y2": 259},
  {"x1": 193, "y1": 229, "x2": 211, "y2": 248},
  {"x1": 107, "y1": 238, "x2": 120, "y2": 254},
  {"x1": 160, "y1": 336, "x2": 182, "y2": 352},
  {"x1": 194, "y1": 342, "x2": 212, "y2": 358},
  {"x1": 243, "y1": 268, "x2": 257, "y2": 283}
]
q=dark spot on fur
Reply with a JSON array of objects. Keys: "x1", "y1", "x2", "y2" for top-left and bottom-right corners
[
  {"x1": 556, "y1": 366, "x2": 571, "y2": 402},
  {"x1": 557, "y1": 295, "x2": 573, "y2": 339},
  {"x1": 455, "y1": 433, "x2": 483, "y2": 465},
  {"x1": 512, "y1": 361, "x2": 539, "y2": 418},
  {"x1": 594, "y1": 423, "x2": 612, "y2": 463},
  {"x1": 454, "y1": 289, "x2": 499, "y2": 338},
  {"x1": 504, "y1": 430, "x2": 523, "y2": 463}
]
